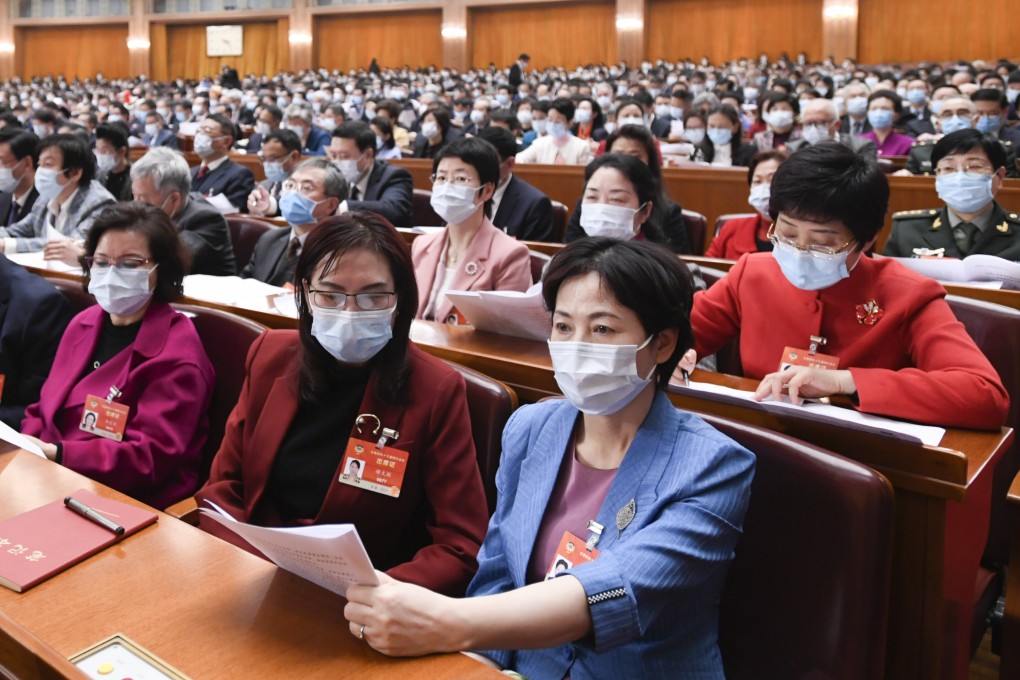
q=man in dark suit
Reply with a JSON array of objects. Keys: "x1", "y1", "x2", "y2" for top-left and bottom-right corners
[
  {"x1": 839, "y1": 81, "x2": 872, "y2": 137},
  {"x1": 190, "y1": 113, "x2": 255, "y2": 212},
  {"x1": 477, "y1": 127, "x2": 554, "y2": 242},
  {"x1": 143, "y1": 111, "x2": 178, "y2": 150},
  {"x1": 973, "y1": 88, "x2": 1020, "y2": 147},
  {"x1": 132, "y1": 147, "x2": 237, "y2": 276},
  {"x1": 509, "y1": 53, "x2": 529, "y2": 90},
  {"x1": 883, "y1": 130, "x2": 1020, "y2": 260},
  {"x1": 0, "y1": 129, "x2": 39, "y2": 228},
  {"x1": 247, "y1": 129, "x2": 302, "y2": 218},
  {"x1": 0, "y1": 254, "x2": 72, "y2": 428},
  {"x1": 904, "y1": 84, "x2": 961, "y2": 138},
  {"x1": 243, "y1": 104, "x2": 283, "y2": 155},
  {"x1": 283, "y1": 103, "x2": 330, "y2": 156},
  {"x1": 328, "y1": 121, "x2": 413, "y2": 229},
  {"x1": 241, "y1": 159, "x2": 347, "y2": 287}
]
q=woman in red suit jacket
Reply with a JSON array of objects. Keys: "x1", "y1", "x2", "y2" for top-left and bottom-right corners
[
  {"x1": 413, "y1": 136, "x2": 531, "y2": 324},
  {"x1": 705, "y1": 149, "x2": 786, "y2": 260},
  {"x1": 687, "y1": 142, "x2": 1008, "y2": 430},
  {"x1": 197, "y1": 212, "x2": 488, "y2": 597},
  {"x1": 21, "y1": 203, "x2": 215, "y2": 509}
]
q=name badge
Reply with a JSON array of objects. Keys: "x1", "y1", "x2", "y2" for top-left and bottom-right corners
[
  {"x1": 779, "y1": 345, "x2": 840, "y2": 372},
  {"x1": 80, "y1": 395, "x2": 130, "y2": 441},
  {"x1": 544, "y1": 530, "x2": 600, "y2": 580},
  {"x1": 338, "y1": 438, "x2": 409, "y2": 498}
]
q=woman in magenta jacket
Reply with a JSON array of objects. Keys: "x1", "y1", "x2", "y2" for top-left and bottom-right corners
[{"x1": 21, "y1": 203, "x2": 214, "y2": 508}]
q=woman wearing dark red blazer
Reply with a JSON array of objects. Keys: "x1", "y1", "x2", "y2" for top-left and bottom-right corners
[
  {"x1": 197, "y1": 212, "x2": 488, "y2": 597},
  {"x1": 705, "y1": 150, "x2": 786, "y2": 260},
  {"x1": 688, "y1": 143, "x2": 1008, "y2": 430}
]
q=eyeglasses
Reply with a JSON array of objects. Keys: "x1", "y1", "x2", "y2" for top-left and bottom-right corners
[
  {"x1": 430, "y1": 173, "x2": 479, "y2": 187},
  {"x1": 282, "y1": 179, "x2": 320, "y2": 196},
  {"x1": 307, "y1": 290, "x2": 395, "y2": 310},
  {"x1": 767, "y1": 225, "x2": 855, "y2": 258},
  {"x1": 934, "y1": 164, "x2": 995, "y2": 176},
  {"x1": 84, "y1": 256, "x2": 155, "y2": 271}
]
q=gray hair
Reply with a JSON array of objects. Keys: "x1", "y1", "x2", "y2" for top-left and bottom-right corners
[
  {"x1": 284, "y1": 103, "x2": 313, "y2": 124},
  {"x1": 130, "y1": 146, "x2": 191, "y2": 195},
  {"x1": 803, "y1": 98, "x2": 839, "y2": 121},
  {"x1": 295, "y1": 158, "x2": 349, "y2": 201}
]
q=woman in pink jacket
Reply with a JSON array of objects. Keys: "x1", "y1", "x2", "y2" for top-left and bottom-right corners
[{"x1": 21, "y1": 203, "x2": 215, "y2": 508}]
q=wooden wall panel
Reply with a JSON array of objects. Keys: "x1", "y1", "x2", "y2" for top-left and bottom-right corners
[
  {"x1": 17, "y1": 25, "x2": 130, "y2": 80},
  {"x1": 158, "y1": 20, "x2": 286, "y2": 81},
  {"x1": 646, "y1": 0, "x2": 823, "y2": 64},
  {"x1": 858, "y1": 0, "x2": 1015, "y2": 64},
  {"x1": 313, "y1": 11, "x2": 442, "y2": 72},
  {"x1": 470, "y1": 2, "x2": 616, "y2": 70}
]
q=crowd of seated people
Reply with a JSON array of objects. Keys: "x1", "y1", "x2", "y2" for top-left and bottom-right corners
[{"x1": 0, "y1": 52, "x2": 1015, "y2": 678}]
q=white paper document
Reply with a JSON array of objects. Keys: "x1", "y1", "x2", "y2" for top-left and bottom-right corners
[
  {"x1": 671, "y1": 380, "x2": 945, "y2": 447},
  {"x1": 444, "y1": 283, "x2": 551, "y2": 341},
  {"x1": 5, "y1": 249, "x2": 79, "y2": 273},
  {"x1": 203, "y1": 192, "x2": 238, "y2": 215},
  {"x1": 886, "y1": 254, "x2": 1020, "y2": 290},
  {"x1": 199, "y1": 501, "x2": 378, "y2": 598},
  {"x1": 397, "y1": 226, "x2": 445, "y2": 235},
  {"x1": 0, "y1": 419, "x2": 44, "y2": 457},
  {"x1": 183, "y1": 274, "x2": 295, "y2": 316}
]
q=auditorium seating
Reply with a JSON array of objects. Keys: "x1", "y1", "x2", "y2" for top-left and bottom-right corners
[
  {"x1": 226, "y1": 215, "x2": 273, "y2": 271},
  {"x1": 709, "y1": 413, "x2": 894, "y2": 680}
]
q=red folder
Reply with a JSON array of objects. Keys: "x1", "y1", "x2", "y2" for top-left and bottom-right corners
[{"x1": 0, "y1": 489, "x2": 158, "y2": 593}]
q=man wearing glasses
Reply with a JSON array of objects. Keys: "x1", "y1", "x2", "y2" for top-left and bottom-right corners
[
  {"x1": 240, "y1": 159, "x2": 348, "y2": 287},
  {"x1": 885, "y1": 129, "x2": 1019, "y2": 259},
  {"x1": 189, "y1": 114, "x2": 255, "y2": 213}
]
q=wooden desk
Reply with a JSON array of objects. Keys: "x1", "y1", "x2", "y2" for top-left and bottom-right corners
[
  {"x1": 0, "y1": 451, "x2": 500, "y2": 680},
  {"x1": 1003, "y1": 469, "x2": 1020, "y2": 680},
  {"x1": 404, "y1": 321, "x2": 1012, "y2": 680}
]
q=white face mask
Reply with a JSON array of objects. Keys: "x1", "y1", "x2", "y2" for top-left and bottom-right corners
[
  {"x1": 34, "y1": 167, "x2": 66, "y2": 202},
  {"x1": 548, "y1": 336, "x2": 656, "y2": 415},
  {"x1": 764, "y1": 110, "x2": 795, "y2": 130},
  {"x1": 430, "y1": 182, "x2": 482, "y2": 224},
  {"x1": 144, "y1": 123, "x2": 160, "y2": 139},
  {"x1": 95, "y1": 152, "x2": 117, "y2": 174},
  {"x1": 532, "y1": 119, "x2": 548, "y2": 135},
  {"x1": 193, "y1": 133, "x2": 215, "y2": 158},
  {"x1": 618, "y1": 115, "x2": 645, "y2": 128},
  {"x1": 748, "y1": 183, "x2": 771, "y2": 217},
  {"x1": 255, "y1": 121, "x2": 272, "y2": 137},
  {"x1": 333, "y1": 157, "x2": 362, "y2": 184},
  {"x1": 311, "y1": 306, "x2": 395, "y2": 364},
  {"x1": 801, "y1": 123, "x2": 832, "y2": 145},
  {"x1": 88, "y1": 265, "x2": 156, "y2": 316},
  {"x1": 580, "y1": 202, "x2": 645, "y2": 240},
  {"x1": 0, "y1": 163, "x2": 19, "y2": 193},
  {"x1": 685, "y1": 128, "x2": 705, "y2": 145}
]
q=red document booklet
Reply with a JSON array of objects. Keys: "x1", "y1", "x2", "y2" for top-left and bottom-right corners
[{"x1": 0, "y1": 489, "x2": 158, "y2": 593}]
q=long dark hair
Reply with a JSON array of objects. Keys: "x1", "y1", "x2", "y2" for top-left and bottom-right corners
[{"x1": 294, "y1": 212, "x2": 418, "y2": 403}]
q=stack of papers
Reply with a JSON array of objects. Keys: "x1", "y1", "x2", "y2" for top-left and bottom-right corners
[
  {"x1": 444, "y1": 283, "x2": 551, "y2": 341},
  {"x1": 886, "y1": 254, "x2": 1020, "y2": 290},
  {"x1": 183, "y1": 274, "x2": 296, "y2": 317},
  {"x1": 671, "y1": 380, "x2": 945, "y2": 446},
  {"x1": 5, "y1": 250, "x2": 80, "y2": 274}
]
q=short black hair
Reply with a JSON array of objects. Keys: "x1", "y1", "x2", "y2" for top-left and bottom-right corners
[
  {"x1": 768, "y1": 141, "x2": 889, "y2": 244},
  {"x1": 604, "y1": 125, "x2": 661, "y2": 181},
  {"x1": 95, "y1": 122, "x2": 128, "y2": 151},
  {"x1": 0, "y1": 129, "x2": 39, "y2": 164},
  {"x1": 332, "y1": 120, "x2": 376, "y2": 154},
  {"x1": 476, "y1": 126, "x2": 517, "y2": 161},
  {"x1": 205, "y1": 113, "x2": 237, "y2": 142},
  {"x1": 265, "y1": 128, "x2": 302, "y2": 154},
  {"x1": 930, "y1": 129, "x2": 1008, "y2": 171},
  {"x1": 746, "y1": 149, "x2": 788, "y2": 185},
  {"x1": 422, "y1": 106, "x2": 451, "y2": 138},
  {"x1": 972, "y1": 88, "x2": 1008, "y2": 109},
  {"x1": 432, "y1": 136, "x2": 500, "y2": 189},
  {"x1": 489, "y1": 109, "x2": 521, "y2": 132},
  {"x1": 82, "y1": 202, "x2": 189, "y2": 300},
  {"x1": 31, "y1": 109, "x2": 58, "y2": 125},
  {"x1": 260, "y1": 103, "x2": 284, "y2": 123},
  {"x1": 764, "y1": 91, "x2": 800, "y2": 115},
  {"x1": 541, "y1": 238, "x2": 695, "y2": 390},
  {"x1": 371, "y1": 117, "x2": 396, "y2": 150},
  {"x1": 549, "y1": 97, "x2": 576, "y2": 121},
  {"x1": 868, "y1": 89, "x2": 903, "y2": 114},
  {"x1": 38, "y1": 133, "x2": 95, "y2": 185}
]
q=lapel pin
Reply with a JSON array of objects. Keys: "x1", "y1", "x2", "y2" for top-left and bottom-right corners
[
  {"x1": 465, "y1": 261, "x2": 479, "y2": 276},
  {"x1": 616, "y1": 499, "x2": 636, "y2": 535},
  {"x1": 931, "y1": 217, "x2": 942, "y2": 230},
  {"x1": 997, "y1": 222, "x2": 1009, "y2": 233}
]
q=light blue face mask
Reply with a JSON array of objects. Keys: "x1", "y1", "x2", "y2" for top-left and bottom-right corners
[
  {"x1": 975, "y1": 114, "x2": 1002, "y2": 135},
  {"x1": 940, "y1": 116, "x2": 972, "y2": 135},
  {"x1": 279, "y1": 190, "x2": 322, "y2": 226},
  {"x1": 936, "y1": 172, "x2": 995, "y2": 214},
  {"x1": 707, "y1": 128, "x2": 733, "y2": 146},
  {"x1": 867, "y1": 109, "x2": 894, "y2": 130},
  {"x1": 263, "y1": 161, "x2": 288, "y2": 185},
  {"x1": 772, "y1": 239, "x2": 852, "y2": 291}
]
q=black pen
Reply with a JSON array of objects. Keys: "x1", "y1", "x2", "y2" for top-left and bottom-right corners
[{"x1": 64, "y1": 496, "x2": 125, "y2": 536}]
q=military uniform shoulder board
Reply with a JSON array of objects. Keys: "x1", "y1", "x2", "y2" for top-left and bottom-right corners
[{"x1": 892, "y1": 209, "x2": 938, "y2": 219}]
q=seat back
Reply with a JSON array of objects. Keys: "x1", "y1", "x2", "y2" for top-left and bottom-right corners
[
  {"x1": 697, "y1": 267, "x2": 742, "y2": 374},
  {"x1": 172, "y1": 303, "x2": 267, "y2": 480},
  {"x1": 529, "y1": 250, "x2": 551, "y2": 284},
  {"x1": 43, "y1": 275, "x2": 95, "y2": 314},
  {"x1": 412, "y1": 188, "x2": 443, "y2": 227},
  {"x1": 549, "y1": 200, "x2": 569, "y2": 243},
  {"x1": 682, "y1": 209, "x2": 708, "y2": 255},
  {"x1": 225, "y1": 216, "x2": 272, "y2": 271},
  {"x1": 715, "y1": 212, "x2": 757, "y2": 236},
  {"x1": 946, "y1": 295, "x2": 1020, "y2": 567},
  {"x1": 444, "y1": 361, "x2": 518, "y2": 513},
  {"x1": 705, "y1": 413, "x2": 894, "y2": 680}
]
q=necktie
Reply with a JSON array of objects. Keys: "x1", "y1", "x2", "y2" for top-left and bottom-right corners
[
  {"x1": 852, "y1": 121, "x2": 861, "y2": 135},
  {"x1": 287, "y1": 237, "x2": 301, "y2": 259},
  {"x1": 350, "y1": 186, "x2": 360, "y2": 200},
  {"x1": 7, "y1": 200, "x2": 16, "y2": 226},
  {"x1": 952, "y1": 222, "x2": 977, "y2": 256},
  {"x1": 197, "y1": 165, "x2": 209, "y2": 179}
]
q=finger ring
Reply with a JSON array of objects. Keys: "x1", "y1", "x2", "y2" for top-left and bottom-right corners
[{"x1": 358, "y1": 624, "x2": 366, "y2": 640}]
